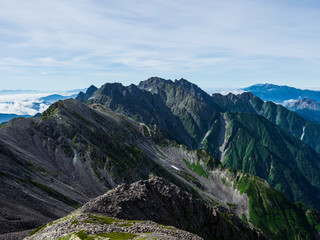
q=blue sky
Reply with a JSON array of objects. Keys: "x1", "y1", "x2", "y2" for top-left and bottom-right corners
[{"x1": 1, "y1": 0, "x2": 320, "y2": 91}]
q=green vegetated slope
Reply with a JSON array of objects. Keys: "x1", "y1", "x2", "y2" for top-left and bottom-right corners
[
  {"x1": 220, "y1": 112, "x2": 320, "y2": 210},
  {"x1": 171, "y1": 146, "x2": 320, "y2": 240},
  {"x1": 225, "y1": 170, "x2": 320, "y2": 240},
  {"x1": 212, "y1": 92, "x2": 320, "y2": 153}
]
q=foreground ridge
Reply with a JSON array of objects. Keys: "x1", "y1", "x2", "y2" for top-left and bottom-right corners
[{"x1": 26, "y1": 177, "x2": 268, "y2": 240}]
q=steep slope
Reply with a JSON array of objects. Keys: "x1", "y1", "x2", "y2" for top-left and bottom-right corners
[
  {"x1": 212, "y1": 92, "x2": 320, "y2": 153},
  {"x1": 77, "y1": 78, "x2": 320, "y2": 212},
  {"x1": 75, "y1": 85, "x2": 98, "y2": 102},
  {"x1": 0, "y1": 99, "x2": 183, "y2": 235},
  {"x1": 26, "y1": 177, "x2": 268, "y2": 240},
  {"x1": 84, "y1": 77, "x2": 225, "y2": 150},
  {"x1": 85, "y1": 81, "x2": 196, "y2": 148},
  {"x1": 138, "y1": 77, "x2": 223, "y2": 148},
  {"x1": 220, "y1": 112, "x2": 320, "y2": 209},
  {"x1": 1, "y1": 98, "x2": 320, "y2": 239}
]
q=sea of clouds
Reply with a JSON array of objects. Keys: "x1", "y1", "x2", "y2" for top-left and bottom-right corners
[{"x1": 0, "y1": 91, "x2": 77, "y2": 116}]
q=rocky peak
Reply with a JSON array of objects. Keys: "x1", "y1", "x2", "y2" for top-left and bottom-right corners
[
  {"x1": 138, "y1": 77, "x2": 174, "y2": 88},
  {"x1": 75, "y1": 84, "x2": 98, "y2": 102},
  {"x1": 82, "y1": 177, "x2": 268, "y2": 240},
  {"x1": 86, "y1": 85, "x2": 98, "y2": 96}
]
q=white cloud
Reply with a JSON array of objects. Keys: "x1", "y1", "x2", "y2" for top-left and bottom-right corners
[
  {"x1": 0, "y1": 93, "x2": 49, "y2": 115},
  {"x1": 0, "y1": 0, "x2": 320, "y2": 89},
  {"x1": 0, "y1": 90, "x2": 77, "y2": 115},
  {"x1": 206, "y1": 88, "x2": 244, "y2": 95}
]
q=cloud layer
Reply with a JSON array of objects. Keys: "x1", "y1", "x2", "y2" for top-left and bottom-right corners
[{"x1": 1, "y1": 0, "x2": 320, "y2": 90}]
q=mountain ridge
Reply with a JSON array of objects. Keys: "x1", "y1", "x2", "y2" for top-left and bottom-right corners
[
  {"x1": 77, "y1": 77, "x2": 320, "y2": 211},
  {"x1": 1, "y1": 78, "x2": 320, "y2": 239}
]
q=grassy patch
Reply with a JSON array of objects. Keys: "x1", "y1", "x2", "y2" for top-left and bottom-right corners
[
  {"x1": 159, "y1": 225, "x2": 175, "y2": 230},
  {"x1": 87, "y1": 214, "x2": 121, "y2": 224},
  {"x1": 96, "y1": 232, "x2": 137, "y2": 239},
  {"x1": 71, "y1": 220, "x2": 79, "y2": 225},
  {"x1": 221, "y1": 177, "x2": 226, "y2": 185},
  {"x1": 29, "y1": 223, "x2": 47, "y2": 236},
  {"x1": 226, "y1": 202, "x2": 237, "y2": 208},
  {"x1": 234, "y1": 174, "x2": 316, "y2": 240},
  {"x1": 119, "y1": 223, "x2": 133, "y2": 227},
  {"x1": 183, "y1": 158, "x2": 208, "y2": 178},
  {"x1": 242, "y1": 214, "x2": 248, "y2": 225}
]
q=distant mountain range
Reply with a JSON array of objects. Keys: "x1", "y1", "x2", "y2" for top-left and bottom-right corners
[
  {"x1": 2, "y1": 78, "x2": 320, "y2": 240},
  {"x1": 244, "y1": 83, "x2": 320, "y2": 103},
  {"x1": 0, "y1": 113, "x2": 32, "y2": 124},
  {"x1": 244, "y1": 83, "x2": 320, "y2": 124}
]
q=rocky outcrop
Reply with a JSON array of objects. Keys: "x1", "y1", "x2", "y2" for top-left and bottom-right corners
[
  {"x1": 82, "y1": 177, "x2": 268, "y2": 240},
  {"x1": 27, "y1": 177, "x2": 268, "y2": 240},
  {"x1": 75, "y1": 85, "x2": 98, "y2": 101}
]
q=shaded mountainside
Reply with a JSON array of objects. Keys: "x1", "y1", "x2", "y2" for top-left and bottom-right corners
[
  {"x1": 1, "y1": 98, "x2": 320, "y2": 239},
  {"x1": 77, "y1": 77, "x2": 320, "y2": 212},
  {"x1": 86, "y1": 77, "x2": 223, "y2": 150},
  {"x1": 26, "y1": 177, "x2": 268, "y2": 240},
  {"x1": 0, "y1": 99, "x2": 177, "y2": 235},
  {"x1": 75, "y1": 85, "x2": 98, "y2": 102}
]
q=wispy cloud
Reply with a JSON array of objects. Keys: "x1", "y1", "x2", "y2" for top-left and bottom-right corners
[{"x1": 1, "y1": 0, "x2": 320, "y2": 89}]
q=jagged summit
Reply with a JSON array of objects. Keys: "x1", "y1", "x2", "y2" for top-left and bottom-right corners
[
  {"x1": 75, "y1": 84, "x2": 98, "y2": 102},
  {"x1": 139, "y1": 76, "x2": 174, "y2": 86}
]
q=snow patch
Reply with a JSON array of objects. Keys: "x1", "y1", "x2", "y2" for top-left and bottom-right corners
[
  {"x1": 301, "y1": 125, "x2": 306, "y2": 140},
  {"x1": 171, "y1": 165, "x2": 180, "y2": 171}
]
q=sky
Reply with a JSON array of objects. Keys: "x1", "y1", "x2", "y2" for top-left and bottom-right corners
[{"x1": 1, "y1": 0, "x2": 320, "y2": 91}]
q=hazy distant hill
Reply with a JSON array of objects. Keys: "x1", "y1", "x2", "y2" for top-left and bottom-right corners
[
  {"x1": 0, "y1": 113, "x2": 31, "y2": 124},
  {"x1": 244, "y1": 83, "x2": 320, "y2": 103}
]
